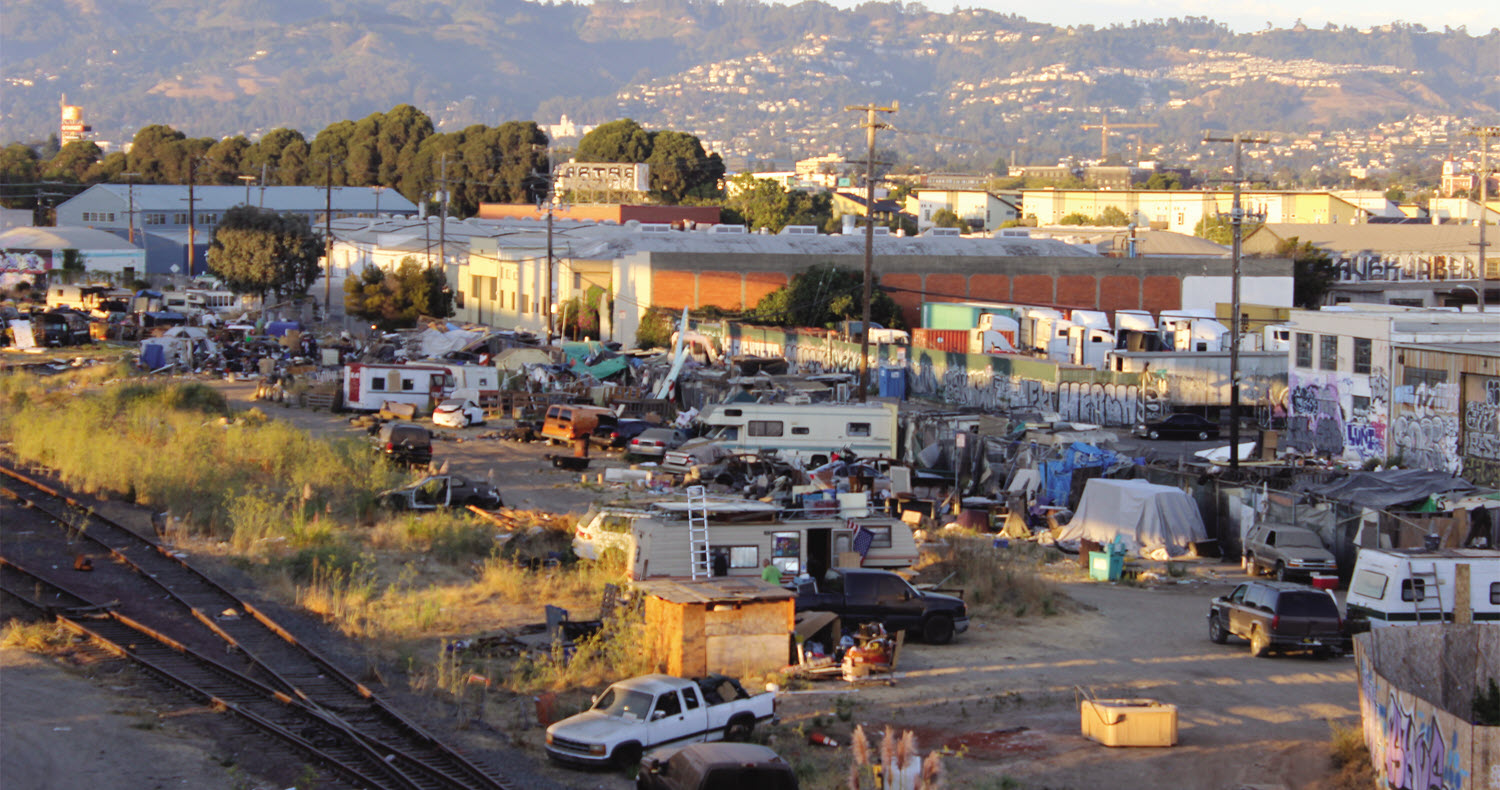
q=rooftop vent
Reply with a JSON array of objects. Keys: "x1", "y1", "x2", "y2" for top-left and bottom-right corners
[
  {"x1": 636, "y1": 223, "x2": 673, "y2": 233},
  {"x1": 709, "y1": 224, "x2": 748, "y2": 234},
  {"x1": 779, "y1": 225, "x2": 819, "y2": 235},
  {"x1": 924, "y1": 227, "x2": 962, "y2": 237}
]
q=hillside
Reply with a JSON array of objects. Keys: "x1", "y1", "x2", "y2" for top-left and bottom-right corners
[{"x1": 3, "y1": 0, "x2": 1497, "y2": 169}]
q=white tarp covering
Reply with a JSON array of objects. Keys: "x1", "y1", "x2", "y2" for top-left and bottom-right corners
[
  {"x1": 1056, "y1": 478, "x2": 1208, "y2": 557},
  {"x1": 417, "y1": 327, "x2": 478, "y2": 359}
]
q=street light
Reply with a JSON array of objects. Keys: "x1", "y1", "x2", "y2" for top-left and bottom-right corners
[{"x1": 237, "y1": 174, "x2": 256, "y2": 206}]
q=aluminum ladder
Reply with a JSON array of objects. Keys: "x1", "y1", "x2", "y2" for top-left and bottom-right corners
[
  {"x1": 686, "y1": 485, "x2": 712, "y2": 580},
  {"x1": 1409, "y1": 560, "x2": 1445, "y2": 624}
]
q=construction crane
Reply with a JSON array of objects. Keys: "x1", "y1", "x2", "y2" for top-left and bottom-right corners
[{"x1": 1080, "y1": 113, "x2": 1159, "y2": 159}]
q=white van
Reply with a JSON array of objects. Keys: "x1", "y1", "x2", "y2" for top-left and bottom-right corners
[
  {"x1": 674, "y1": 402, "x2": 898, "y2": 467},
  {"x1": 1345, "y1": 547, "x2": 1500, "y2": 630},
  {"x1": 572, "y1": 498, "x2": 919, "y2": 581}
]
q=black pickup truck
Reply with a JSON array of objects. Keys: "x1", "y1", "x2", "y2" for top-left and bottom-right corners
[{"x1": 795, "y1": 568, "x2": 969, "y2": 644}]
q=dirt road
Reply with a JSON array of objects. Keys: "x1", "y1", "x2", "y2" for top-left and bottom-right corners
[{"x1": 773, "y1": 574, "x2": 1357, "y2": 789}]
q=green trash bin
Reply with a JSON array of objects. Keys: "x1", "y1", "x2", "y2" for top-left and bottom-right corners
[{"x1": 1089, "y1": 551, "x2": 1124, "y2": 581}]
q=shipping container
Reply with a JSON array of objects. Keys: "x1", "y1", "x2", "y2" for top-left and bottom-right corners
[
  {"x1": 921, "y1": 301, "x2": 1019, "y2": 331},
  {"x1": 912, "y1": 328, "x2": 971, "y2": 352}
]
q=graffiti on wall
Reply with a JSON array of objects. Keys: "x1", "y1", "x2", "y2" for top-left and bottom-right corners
[
  {"x1": 1359, "y1": 655, "x2": 1472, "y2": 790},
  {"x1": 1392, "y1": 381, "x2": 1462, "y2": 475},
  {"x1": 1285, "y1": 380, "x2": 1346, "y2": 457},
  {"x1": 1463, "y1": 377, "x2": 1500, "y2": 488},
  {"x1": 1335, "y1": 251, "x2": 1482, "y2": 283}
]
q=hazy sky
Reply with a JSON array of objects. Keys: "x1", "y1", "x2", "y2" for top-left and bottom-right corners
[{"x1": 818, "y1": 2, "x2": 1499, "y2": 35}]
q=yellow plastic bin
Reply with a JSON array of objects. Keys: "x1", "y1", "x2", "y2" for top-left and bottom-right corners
[{"x1": 1080, "y1": 698, "x2": 1178, "y2": 747}]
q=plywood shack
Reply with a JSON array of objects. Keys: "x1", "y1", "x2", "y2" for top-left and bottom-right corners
[{"x1": 638, "y1": 578, "x2": 795, "y2": 679}]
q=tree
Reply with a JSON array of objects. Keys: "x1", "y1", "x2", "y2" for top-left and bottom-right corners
[
  {"x1": 751, "y1": 263, "x2": 903, "y2": 329},
  {"x1": 1384, "y1": 186, "x2": 1406, "y2": 203},
  {"x1": 930, "y1": 208, "x2": 965, "y2": 230},
  {"x1": 1058, "y1": 211, "x2": 1091, "y2": 225},
  {"x1": 1098, "y1": 205, "x2": 1131, "y2": 226},
  {"x1": 42, "y1": 141, "x2": 101, "y2": 182},
  {"x1": 634, "y1": 308, "x2": 674, "y2": 350},
  {"x1": 1142, "y1": 171, "x2": 1184, "y2": 190},
  {"x1": 56, "y1": 249, "x2": 84, "y2": 283},
  {"x1": 0, "y1": 143, "x2": 40, "y2": 209},
  {"x1": 343, "y1": 258, "x2": 453, "y2": 331},
  {"x1": 1276, "y1": 237, "x2": 1339, "y2": 308},
  {"x1": 723, "y1": 174, "x2": 833, "y2": 233},
  {"x1": 246, "y1": 128, "x2": 308, "y2": 184},
  {"x1": 1193, "y1": 214, "x2": 1261, "y2": 244},
  {"x1": 577, "y1": 119, "x2": 652, "y2": 164},
  {"x1": 206, "y1": 205, "x2": 323, "y2": 302},
  {"x1": 126, "y1": 125, "x2": 187, "y2": 183}
]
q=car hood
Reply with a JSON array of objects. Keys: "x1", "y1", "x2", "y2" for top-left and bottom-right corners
[{"x1": 550, "y1": 710, "x2": 642, "y2": 740}]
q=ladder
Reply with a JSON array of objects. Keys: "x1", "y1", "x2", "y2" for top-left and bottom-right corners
[
  {"x1": 1409, "y1": 561, "x2": 1445, "y2": 624},
  {"x1": 686, "y1": 485, "x2": 711, "y2": 580}
]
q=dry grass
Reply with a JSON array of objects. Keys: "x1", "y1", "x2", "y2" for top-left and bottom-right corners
[
  {"x1": 1, "y1": 618, "x2": 70, "y2": 653},
  {"x1": 1316, "y1": 720, "x2": 1377, "y2": 790},
  {"x1": 915, "y1": 533, "x2": 1072, "y2": 618}
]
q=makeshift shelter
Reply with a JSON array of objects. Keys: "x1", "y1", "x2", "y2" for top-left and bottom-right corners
[
  {"x1": 638, "y1": 577, "x2": 794, "y2": 679},
  {"x1": 1056, "y1": 478, "x2": 1208, "y2": 557}
]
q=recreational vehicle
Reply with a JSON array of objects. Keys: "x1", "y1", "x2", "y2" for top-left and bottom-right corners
[
  {"x1": 684, "y1": 402, "x2": 898, "y2": 466},
  {"x1": 342, "y1": 362, "x2": 499, "y2": 413},
  {"x1": 572, "y1": 497, "x2": 919, "y2": 581},
  {"x1": 1345, "y1": 547, "x2": 1500, "y2": 630}
]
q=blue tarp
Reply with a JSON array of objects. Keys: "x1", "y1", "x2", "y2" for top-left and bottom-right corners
[
  {"x1": 140, "y1": 343, "x2": 166, "y2": 369},
  {"x1": 265, "y1": 320, "x2": 303, "y2": 337},
  {"x1": 1040, "y1": 442, "x2": 1125, "y2": 507}
]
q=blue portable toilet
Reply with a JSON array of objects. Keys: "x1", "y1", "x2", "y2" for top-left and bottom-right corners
[{"x1": 878, "y1": 367, "x2": 906, "y2": 400}]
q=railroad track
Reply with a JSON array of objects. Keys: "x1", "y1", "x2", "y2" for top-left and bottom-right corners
[{"x1": 0, "y1": 465, "x2": 512, "y2": 790}]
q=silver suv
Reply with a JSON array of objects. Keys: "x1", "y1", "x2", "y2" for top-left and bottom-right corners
[{"x1": 1243, "y1": 522, "x2": 1337, "y2": 581}]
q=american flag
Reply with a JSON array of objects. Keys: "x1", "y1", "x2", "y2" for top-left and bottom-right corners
[{"x1": 851, "y1": 523, "x2": 874, "y2": 558}]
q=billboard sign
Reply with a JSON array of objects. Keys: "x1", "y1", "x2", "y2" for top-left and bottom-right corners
[{"x1": 555, "y1": 161, "x2": 649, "y2": 193}]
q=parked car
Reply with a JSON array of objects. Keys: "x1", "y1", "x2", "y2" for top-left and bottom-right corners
[
  {"x1": 1207, "y1": 580, "x2": 1346, "y2": 658},
  {"x1": 374, "y1": 422, "x2": 433, "y2": 468},
  {"x1": 595, "y1": 417, "x2": 653, "y2": 449},
  {"x1": 637, "y1": 743, "x2": 798, "y2": 790},
  {"x1": 545, "y1": 674, "x2": 775, "y2": 768},
  {"x1": 432, "y1": 398, "x2": 486, "y2": 428},
  {"x1": 1133, "y1": 413, "x2": 1221, "y2": 441},
  {"x1": 1242, "y1": 522, "x2": 1337, "y2": 581},
  {"x1": 629, "y1": 427, "x2": 691, "y2": 459},
  {"x1": 795, "y1": 568, "x2": 969, "y2": 644},
  {"x1": 542, "y1": 404, "x2": 615, "y2": 444},
  {"x1": 376, "y1": 474, "x2": 503, "y2": 510}
]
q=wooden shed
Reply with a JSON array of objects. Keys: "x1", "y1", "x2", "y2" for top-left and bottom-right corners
[{"x1": 637, "y1": 577, "x2": 795, "y2": 679}]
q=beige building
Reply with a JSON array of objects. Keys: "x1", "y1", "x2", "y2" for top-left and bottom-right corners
[
  {"x1": 905, "y1": 189, "x2": 1019, "y2": 232},
  {"x1": 1021, "y1": 189, "x2": 1371, "y2": 234}
]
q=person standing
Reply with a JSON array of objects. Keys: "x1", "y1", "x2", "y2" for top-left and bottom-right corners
[{"x1": 760, "y1": 559, "x2": 782, "y2": 584}]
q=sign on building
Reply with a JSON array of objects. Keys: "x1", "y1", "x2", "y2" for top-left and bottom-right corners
[{"x1": 555, "y1": 162, "x2": 650, "y2": 194}]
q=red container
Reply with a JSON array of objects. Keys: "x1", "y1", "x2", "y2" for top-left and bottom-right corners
[
  {"x1": 913, "y1": 328, "x2": 970, "y2": 352},
  {"x1": 1310, "y1": 574, "x2": 1338, "y2": 590}
]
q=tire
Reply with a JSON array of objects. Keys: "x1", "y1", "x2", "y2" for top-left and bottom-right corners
[
  {"x1": 1249, "y1": 626, "x2": 1271, "y2": 658},
  {"x1": 1148, "y1": 430, "x2": 1161, "y2": 440},
  {"x1": 1209, "y1": 615, "x2": 1228, "y2": 644},
  {"x1": 613, "y1": 741, "x2": 642, "y2": 769},
  {"x1": 724, "y1": 715, "x2": 755, "y2": 742},
  {"x1": 1313, "y1": 647, "x2": 1333, "y2": 661},
  {"x1": 1274, "y1": 561, "x2": 1287, "y2": 582},
  {"x1": 922, "y1": 615, "x2": 955, "y2": 645}
]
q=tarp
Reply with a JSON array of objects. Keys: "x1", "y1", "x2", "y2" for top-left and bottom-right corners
[
  {"x1": 494, "y1": 347, "x2": 552, "y2": 372},
  {"x1": 1293, "y1": 469, "x2": 1476, "y2": 511},
  {"x1": 417, "y1": 327, "x2": 478, "y2": 359},
  {"x1": 1055, "y1": 478, "x2": 1208, "y2": 557}
]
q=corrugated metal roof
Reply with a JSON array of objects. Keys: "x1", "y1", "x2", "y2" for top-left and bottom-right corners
[
  {"x1": 0, "y1": 225, "x2": 142, "y2": 250},
  {"x1": 1251, "y1": 223, "x2": 1481, "y2": 254}
]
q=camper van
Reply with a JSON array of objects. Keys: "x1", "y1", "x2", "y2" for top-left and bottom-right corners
[
  {"x1": 1345, "y1": 547, "x2": 1500, "y2": 630},
  {"x1": 572, "y1": 497, "x2": 919, "y2": 581},
  {"x1": 680, "y1": 402, "x2": 898, "y2": 466}
]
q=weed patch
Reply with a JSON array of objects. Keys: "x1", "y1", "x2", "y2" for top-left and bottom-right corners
[{"x1": 915, "y1": 534, "x2": 1072, "y2": 618}]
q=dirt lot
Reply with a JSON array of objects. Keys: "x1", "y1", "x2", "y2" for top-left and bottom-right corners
[{"x1": 0, "y1": 380, "x2": 1359, "y2": 789}]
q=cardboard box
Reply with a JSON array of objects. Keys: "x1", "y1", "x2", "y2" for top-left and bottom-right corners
[{"x1": 1080, "y1": 698, "x2": 1178, "y2": 747}]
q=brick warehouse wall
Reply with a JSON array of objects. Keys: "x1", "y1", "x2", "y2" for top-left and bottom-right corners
[{"x1": 645, "y1": 254, "x2": 1278, "y2": 324}]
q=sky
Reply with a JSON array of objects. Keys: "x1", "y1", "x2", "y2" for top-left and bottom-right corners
[{"x1": 815, "y1": 1, "x2": 1499, "y2": 35}]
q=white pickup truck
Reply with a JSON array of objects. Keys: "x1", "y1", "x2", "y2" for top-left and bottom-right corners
[{"x1": 545, "y1": 674, "x2": 776, "y2": 767}]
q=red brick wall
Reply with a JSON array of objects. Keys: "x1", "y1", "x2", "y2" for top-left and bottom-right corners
[
  {"x1": 1012, "y1": 274, "x2": 1054, "y2": 304},
  {"x1": 924, "y1": 274, "x2": 968, "y2": 302},
  {"x1": 698, "y1": 271, "x2": 745, "y2": 309},
  {"x1": 881, "y1": 273, "x2": 924, "y2": 327},
  {"x1": 1098, "y1": 275, "x2": 1142, "y2": 313},
  {"x1": 652, "y1": 271, "x2": 697, "y2": 310},
  {"x1": 1141, "y1": 276, "x2": 1182, "y2": 315},
  {"x1": 968, "y1": 274, "x2": 1010, "y2": 303},
  {"x1": 743, "y1": 272, "x2": 789, "y2": 310},
  {"x1": 1055, "y1": 275, "x2": 1096, "y2": 308}
]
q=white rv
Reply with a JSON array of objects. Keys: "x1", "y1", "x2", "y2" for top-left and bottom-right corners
[
  {"x1": 682, "y1": 402, "x2": 899, "y2": 466},
  {"x1": 572, "y1": 498, "x2": 919, "y2": 580},
  {"x1": 342, "y1": 362, "x2": 499, "y2": 413},
  {"x1": 1345, "y1": 547, "x2": 1500, "y2": 630}
]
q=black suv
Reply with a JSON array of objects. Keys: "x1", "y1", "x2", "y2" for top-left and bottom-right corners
[
  {"x1": 375, "y1": 422, "x2": 433, "y2": 468},
  {"x1": 1207, "y1": 580, "x2": 1346, "y2": 658}
]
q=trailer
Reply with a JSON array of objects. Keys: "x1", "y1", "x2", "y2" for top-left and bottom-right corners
[
  {"x1": 1345, "y1": 547, "x2": 1500, "y2": 630},
  {"x1": 341, "y1": 362, "x2": 455, "y2": 413},
  {"x1": 684, "y1": 401, "x2": 898, "y2": 467}
]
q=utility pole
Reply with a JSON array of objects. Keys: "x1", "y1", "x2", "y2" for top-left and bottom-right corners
[
  {"x1": 121, "y1": 172, "x2": 140, "y2": 245},
  {"x1": 845, "y1": 101, "x2": 897, "y2": 402},
  {"x1": 259, "y1": 163, "x2": 267, "y2": 208},
  {"x1": 1203, "y1": 131, "x2": 1269, "y2": 471},
  {"x1": 532, "y1": 148, "x2": 565, "y2": 345},
  {"x1": 324, "y1": 157, "x2": 334, "y2": 313},
  {"x1": 186, "y1": 158, "x2": 197, "y2": 279},
  {"x1": 1467, "y1": 125, "x2": 1498, "y2": 312},
  {"x1": 436, "y1": 153, "x2": 449, "y2": 273}
]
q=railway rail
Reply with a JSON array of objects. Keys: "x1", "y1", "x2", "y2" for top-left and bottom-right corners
[{"x1": 0, "y1": 464, "x2": 512, "y2": 790}]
